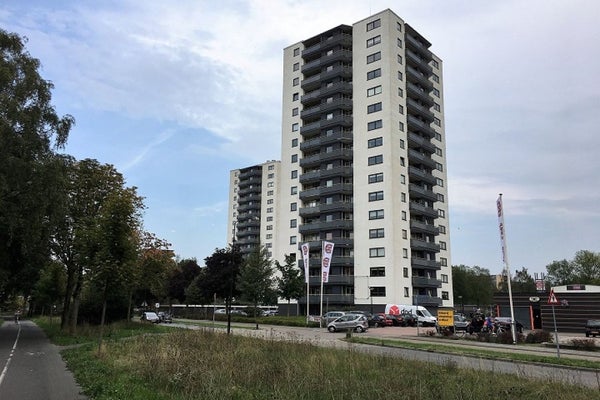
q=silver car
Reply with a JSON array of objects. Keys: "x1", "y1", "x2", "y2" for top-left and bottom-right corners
[
  {"x1": 327, "y1": 314, "x2": 369, "y2": 333},
  {"x1": 323, "y1": 311, "x2": 346, "y2": 325}
]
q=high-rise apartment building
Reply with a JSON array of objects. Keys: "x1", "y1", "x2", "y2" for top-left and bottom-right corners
[{"x1": 229, "y1": 9, "x2": 452, "y2": 315}]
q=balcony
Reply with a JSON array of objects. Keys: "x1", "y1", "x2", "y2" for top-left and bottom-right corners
[
  {"x1": 301, "y1": 58, "x2": 322, "y2": 74},
  {"x1": 237, "y1": 186, "x2": 261, "y2": 196},
  {"x1": 320, "y1": 97, "x2": 353, "y2": 114},
  {"x1": 236, "y1": 202, "x2": 261, "y2": 213},
  {"x1": 300, "y1": 120, "x2": 321, "y2": 136},
  {"x1": 320, "y1": 81, "x2": 352, "y2": 98},
  {"x1": 237, "y1": 176, "x2": 262, "y2": 188},
  {"x1": 301, "y1": 89, "x2": 321, "y2": 104},
  {"x1": 405, "y1": 34, "x2": 433, "y2": 60},
  {"x1": 410, "y1": 238, "x2": 440, "y2": 252},
  {"x1": 406, "y1": 49, "x2": 433, "y2": 73},
  {"x1": 301, "y1": 73, "x2": 321, "y2": 91},
  {"x1": 238, "y1": 168, "x2": 262, "y2": 180},
  {"x1": 407, "y1": 132, "x2": 436, "y2": 154},
  {"x1": 408, "y1": 166, "x2": 437, "y2": 186},
  {"x1": 406, "y1": 82, "x2": 434, "y2": 107},
  {"x1": 406, "y1": 65, "x2": 433, "y2": 90},
  {"x1": 408, "y1": 149, "x2": 436, "y2": 169},
  {"x1": 407, "y1": 97, "x2": 434, "y2": 122},
  {"x1": 409, "y1": 201, "x2": 438, "y2": 219},
  {"x1": 318, "y1": 148, "x2": 353, "y2": 163},
  {"x1": 300, "y1": 105, "x2": 321, "y2": 120},
  {"x1": 408, "y1": 183, "x2": 437, "y2": 202},
  {"x1": 320, "y1": 115, "x2": 353, "y2": 130},
  {"x1": 407, "y1": 115, "x2": 437, "y2": 139},
  {"x1": 410, "y1": 220, "x2": 439, "y2": 235},
  {"x1": 299, "y1": 219, "x2": 354, "y2": 234},
  {"x1": 299, "y1": 166, "x2": 352, "y2": 184},
  {"x1": 320, "y1": 65, "x2": 353, "y2": 82},
  {"x1": 411, "y1": 257, "x2": 441, "y2": 270},
  {"x1": 299, "y1": 131, "x2": 352, "y2": 152},
  {"x1": 412, "y1": 276, "x2": 442, "y2": 288},
  {"x1": 413, "y1": 295, "x2": 442, "y2": 307},
  {"x1": 299, "y1": 294, "x2": 354, "y2": 305}
]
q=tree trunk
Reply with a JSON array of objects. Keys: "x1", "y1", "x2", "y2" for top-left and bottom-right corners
[{"x1": 68, "y1": 265, "x2": 84, "y2": 335}]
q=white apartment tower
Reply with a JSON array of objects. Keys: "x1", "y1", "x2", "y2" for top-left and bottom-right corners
[{"x1": 277, "y1": 9, "x2": 452, "y2": 314}]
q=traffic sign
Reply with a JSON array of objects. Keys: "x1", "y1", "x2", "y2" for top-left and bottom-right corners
[{"x1": 547, "y1": 289, "x2": 559, "y2": 305}]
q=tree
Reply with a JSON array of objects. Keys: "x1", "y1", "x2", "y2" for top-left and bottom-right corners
[
  {"x1": 238, "y1": 245, "x2": 275, "y2": 329},
  {"x1": 546, "y1": 259, "x2": 573, "y2": 286},
  {"x1": 31, "y1": 260, "x2": 66, "y2": 316},
  {"x1": 0, "y1": 29, "x2": 74, "y2": 303},
  {"x1": 572, "y1": 250, "x2": 600, "y2": 285},
  {"x1": 452, "y1": 265, "x2": 494, "y2": 308},
  {"x1": 167, "y1": 258, "x2": 201, "y2": 304},
  {"x1": 510, "y1": 267, "x2": 536, "y2": 293},
  {"x1": 275, "y1": 254, "x2": 304, "y2": 316}
]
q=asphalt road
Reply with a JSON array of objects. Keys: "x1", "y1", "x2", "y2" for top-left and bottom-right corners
[{"x1": 0, "y1": 319, "x2": 87, "y2": 400}]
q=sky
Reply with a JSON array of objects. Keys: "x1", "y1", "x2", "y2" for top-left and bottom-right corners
[{"x1": 2, "y1": 0, "x2": 599, "y2": 275}]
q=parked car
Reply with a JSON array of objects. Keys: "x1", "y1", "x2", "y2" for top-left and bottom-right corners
[
  {"x1": 214, "y1": 308, "x2": 227, "y2": 315},
  {"x1": 373, "y1": 313, "x2": 393, "y2": 326},
  {"x1": 327, "y1": 314, "x2": 369, "y2": 333},
  {"x1": 141, "y1": 311, "x2": 160, "y2": 323},
  {"x1": 157, "y1": 312, "x2": 173, "y2": 323},
  {"x1": 494, "y1": 317, "x2": 524, "y2": 333},
  {"x1": 585, "y1": 320, "x2": 600, "y2": 337},
  {"x1": 454, "y1": 314, "x2": 470, "y2": 332},
  {"x1": 369, "y1": 315, "x2": 387, "y2": 328},
  {"x1": 323, "y1": 311, "x2": 346, "y2": 325},
  {"x1": 231, "y1": 309, "x2": 248, "y2": 317}
]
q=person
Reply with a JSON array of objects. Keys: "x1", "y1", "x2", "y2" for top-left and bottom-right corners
[
  {"x1": 14, "y1": 309, "x2": 21, "y2": 324},
  {"x1": 484, "y1": 315, "x2": 494, "y2": 333}
]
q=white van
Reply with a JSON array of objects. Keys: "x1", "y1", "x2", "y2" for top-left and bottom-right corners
[{"x1": 385, "y1": 304, "x2": 437, "y2": 326}]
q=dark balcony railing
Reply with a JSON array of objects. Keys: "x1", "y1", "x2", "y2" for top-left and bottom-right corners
[
  {"x1": 410, "y1": 220, "x2": 440, "y2": 235},
  {"x1": 411, "y1": 257, "x2": 441, "y2": 270},
  {"x1": 408, "y1": 183, "x2": 437, "y2": 202},
  {"x1": 409, "y1": 201, "x2": 438, "y2": 219},
  {"x1": 408, "y1": 166, "x2": 437, "y2": 186},
  {"x1": 412, "y1": 276, "x2": 442, "y2": 288},
  {"x1": 413, "y1": 295, "x2": 442, "y2": 307},
  {"x1": 408, "y1": 148, "x2": 436, "y2": 169},
  {"x1": 407, "y1": 97, "x2": 434, "y2": 122},
  {"x1": 406, "y1": 82, "x2": 434, "y2": 106},
  {"x1": 408, "y1": 132, "x2": 436, "y2": 154},
  {"x1": 410, "y1": 238, "x2": 440, "y2": 252}
]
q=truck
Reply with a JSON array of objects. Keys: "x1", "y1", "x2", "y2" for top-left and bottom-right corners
[{"x1": 385, "y1": 304, "x2": 437, "y2": 326}]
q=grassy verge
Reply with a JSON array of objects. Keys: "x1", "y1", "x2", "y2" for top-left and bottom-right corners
[
  {"x1": 348, "y1": 336, "x2": 600, "y2": 370},
  {"x1": 36, "y1": 318, "x2": 600, "y2": 400}
]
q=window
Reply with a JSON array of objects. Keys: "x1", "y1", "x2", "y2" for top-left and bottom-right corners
[
  {"x1": 367, "y1": 68, "x2": 381, "y2": 80},
  {"x1": 404, "y1": 287, "x2": 409, "y2": 297},
  {"x1": 267, "y1": 225, "x2": 273, "y2": 230},
  {"x1": 433, "y1": 88, "x2": 440, "y2": 97},
  {"x1": 399, "y1": 121, "x2": 404, "y2": 131},
  {"x1": 432, "y1": 59, "x2": 439, "y2": 68},
  {"x1": 368, "y1": 155, "x2": 383, "y2": 165},
  {"x1": 291, "y1": 170, "x2": 298, "y2": 179},
  {"x1": 293, "y1": 47, "x2": 300, "y2": 56},
  {"x1": 401, "y1": 192, "x2": 406, "y2": 202},
  {"x1": 369, "y1": 209, "x2": 384, "y2": 220},
  {"x1": 400, "y1": 157, "x2": 405, "y2": 166},
  {"x1": 370, "y1": 267, "x2": 385, "y2": 277},
  {"x1": 435, "y1": 147, "x2": 442, "y2": 156},
  {"x1": 397, "y1": 71, "x2": 403, "y2": 80},
  {"x1": 436, "y1": 178, "x2": 444, "y2": 187},
  {"x1": 398, "y1": 87, "x2": 404, "y2": 97},
  {"x1": 291, "y1": 138, "x2": 298, "y2": 147},
  {"x1": 441, "y1": 257, "x2": 448, "y2": 266},
  {"x1": 369, "y1": 191, "x2": 384, "y2": 202},
  {"x1": 366, "y1": 19, "x2": 381, "y2": 31},
  {"x1": 293, "y1": 62, "x2": 299, "y2": 71},
  {"x1": 369, "y1": 228, "x2": 384, "y2": 238},
  {"x1": 267, "y1": 207, "x2": 273, "y2": 213},
  {"x1": 438, "y1": 209, "x2": 446, "y2": 218},
  {"x1": 367, "y1": 85, "x2": 382, "y2": 97},
  {"x1": 439, "y1": 225, "x2": 446, "y2": 234},
  {"x1": 366, "y1": 35, "x2": 381, "y2": 47},
  {"x1": 399, "y1": 104, "x2": 404, "y2": 114},
  {"x1": 291, "y1": 154, "x2": 298, "y2": 163},
  {"x1": 436, "y1": 193, "x2": 444, "y2": 202},
  {"x1": 290, "y1": 219, "x2": 297, "y2": 228},
  {"x1": 267, "y1": 199, "x2": 273, "y2": 204},
  {"x1": 267, "y1": 182, "x2": 274, "y2": 188},
  {"x1": 268, "y1": 165, "x2": 274, "y2": 170},
  {"x1": 399, "y1": 139, "x2": 405, "y2": 149},
  {"x1": 397, "y1": 22, "x2": 402, "y2": 31},
  {"x1": 266, "y1": 234, "x2": 272, "y2": 239},
  {"x1": 292, "y1": 123, "x2": 299, "y2": 132},
  {"x1": 442, "y1": 291, "x2": 449, "y2": 300},
  {"x1": 290, "y1": 202, "x2": 297, "y2": 211},
  {"x1": 290, "y1": 236, "x2": 297, "y2": 245},
  {"x1": 403, "y1": 267, "x2": 409, "y2": 278},
  {"x1": 434, "y1": 117, "x2": 441, "y2": 126},
  {"x1": 291, "y1": 186, "x2": 297, "y2": 195},
  {"x1": 267, "y1": 190, "x2": 274, "y2": 196},
  {"x1": 402, "y1": 248, "x2": 408, "y2": 258},
  {"x1": 371, "y1": 286, "x2": 386, "y2": 296},
  {"x1": 368, "y1": 137, "x2": 383, "y2": 148},
  {"x1": 401, "y1": 211, "x2": 407, "y2": 220},
  {"x1": 367, "y1": 120, "x2": 383, "y2": 131},
  {"x1": 268, "y1": 173, "x2": 274, "y2": 178},
  {"x1": 293, "y1": 77, "x2": 299, "y2": 86},
  {"x1": 432, "y1": 74, "x2": 440, "y2": 83},
  {"x1": 266, "y1": 216, "x2": 273, "y2": 222},
  {"x1": 367, "y1": 102, "x2": 382, "y2": 114},
  {"x1": 397, "y1": 38, "x2": 403, "y2": 48},
  {"x1": 434, "y1": 103, "x2": 441, "y2": 112},
  {"x1": 293, "y1": 92, "x2": 299, "y2": 101},
  {"x1": 442, "y1": 274, "x2": 448, "y2": 283},
  {"x1": 402, "y1": 229, "x2": 407, "y2": 239},
  {"x1": 440, "y1": 241, "x2": 447, "y2": 250},
  {"x1": 292, "y1": 107, "x2": 299, "y2": 116},
  {"x1": 368, "y1": 172, "x2": 383, "y2": 183},
  {"x1": 397, "y1": 54, "x2": 403, "y2": 64},
  {"x1": 367, "y1": 51, "x2": 381, "y2": 64},
  {"x1": 369, "y1": 247, "x2": 385, "y2": 257}
]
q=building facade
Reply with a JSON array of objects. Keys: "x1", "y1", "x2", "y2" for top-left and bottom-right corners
[{"x1": 229, "y1": 9, "x2": 452, "y2": 315}]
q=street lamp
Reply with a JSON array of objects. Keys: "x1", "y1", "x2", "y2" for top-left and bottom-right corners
[
  {"x1": 369, "y1": 287, "x2": 373, "y2": 314},
  {"x1": 458, "y1": 295, "x2": 464, "y2": 315}
]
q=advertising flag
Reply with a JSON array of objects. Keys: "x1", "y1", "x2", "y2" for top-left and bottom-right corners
[
  {"x1": 321, "y1": 241, "x2": 334, "y2": 283},
  {"x1": 300, "y1": 243, "x2": 310, "y2": 283},
  {"x1": 496, "y1": 194, "x2": 507, "y2": 263}
]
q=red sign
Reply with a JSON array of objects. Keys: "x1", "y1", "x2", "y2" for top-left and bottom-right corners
[{"x1": 547, "y1": 289, "x2": 559, "y2": 305}]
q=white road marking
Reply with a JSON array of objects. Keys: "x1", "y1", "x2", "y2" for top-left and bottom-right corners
[{"x1": 0, "y1": 323, "x2": 21, "y2": 388}]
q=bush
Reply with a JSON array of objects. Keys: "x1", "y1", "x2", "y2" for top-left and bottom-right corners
[
  {"x1": 569, "y1": 338, "x2": 598, "y2": 351},
  {"x1": 525, "y1": 330, "x2": 552, "y2": 344}
]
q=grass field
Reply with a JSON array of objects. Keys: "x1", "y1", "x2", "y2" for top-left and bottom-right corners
[{"x1": 36, "y1": 318, "x2": 600, "y2": 400}]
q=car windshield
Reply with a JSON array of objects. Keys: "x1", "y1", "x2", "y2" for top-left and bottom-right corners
[{"x1": 420, "y1": 308, "x2": 433, "y2": 317}]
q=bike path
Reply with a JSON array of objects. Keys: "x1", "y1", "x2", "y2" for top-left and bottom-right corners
[{"x1": 0, "y1": 319, "x2": 87, "y2": 400}]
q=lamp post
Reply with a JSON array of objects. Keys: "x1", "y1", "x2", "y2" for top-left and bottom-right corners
[
  {"x1": 458, "y1": 295, "x2": 464, "y2": 315},
  {"x1": 227, "y1": 220, "x2": 238, "y2": 335},
  {"x1": 369, "y1": 287, "x2": 373, "y2": 314}
]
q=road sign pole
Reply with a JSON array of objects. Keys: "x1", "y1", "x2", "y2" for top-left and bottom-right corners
[{"x1": 551, "y1": 304, "x2": 560, "y2": 358}]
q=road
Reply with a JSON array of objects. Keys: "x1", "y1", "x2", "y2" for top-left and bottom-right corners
[{"x1": 0, "y1": 318, "x2": 87, "y2": 400}]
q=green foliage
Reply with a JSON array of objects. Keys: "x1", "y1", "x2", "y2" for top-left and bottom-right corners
[
  {"x1": 237, "y1": 245, "x2": 275, "y2": 308},
  {"x1": 31, "y1": 260, "x2": 66, "y2": 313},
  {"x1": 452, "y1": 264, "x2": 495, "y2": 306},
  {"x1": 0, "y1": 29, "x2": 74, "y2": 301},
  {"x1": 546, "y1": 251, "x2": 600, "y2": 286},
  {"x1": 198, "y1": 246, "x2": 243, "y2": 303},
  {"x1": 525, "y1": 330, "x2": 553, "y2": 344},
  {"x1": 275, "y1": 254, "x2": 304, "y2": 315},
  {"x1": 167, "y1": 258, "x2": 201, "y2": 304}
]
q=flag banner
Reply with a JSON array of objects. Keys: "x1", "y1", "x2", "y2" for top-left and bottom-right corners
[
  {"x1": 496, "y1": 195, "x2": 507, "y2": 263},
  {"x1": 321, "y1": 241, "x2": 334, "y2": 283},
  {"x1": 300, "y1": 243, "x2": 310, "y2": 283}
]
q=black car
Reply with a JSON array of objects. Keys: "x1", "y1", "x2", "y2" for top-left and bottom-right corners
[
  {"x1": 368, "y1": 315, "x2": 388, "y2": 328},
  {"x1": 157, "y1": 311, "x2": 173, "y2": 323},
  {"x1": 585, "y1": 320, "x2": 600, "y2": 337}
]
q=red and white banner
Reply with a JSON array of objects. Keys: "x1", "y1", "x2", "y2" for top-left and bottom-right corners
[
  {"x1": 300, "y1": 243, "x2": 310, "y2": 283},
  {"x1": 321, "y1": 241, "x2": 334, "y2": 283},
  {"x1": 496, "y1": 194, "x2": 507, "y2": 263}
]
